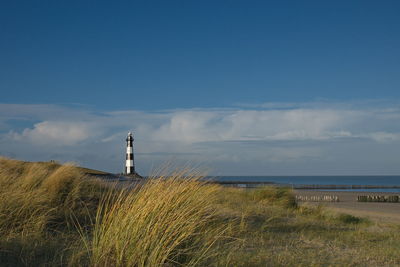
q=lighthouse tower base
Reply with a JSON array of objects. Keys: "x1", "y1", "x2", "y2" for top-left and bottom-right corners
[{"x1": 124, "y1": 171, "x2": 143, "y2": 179}]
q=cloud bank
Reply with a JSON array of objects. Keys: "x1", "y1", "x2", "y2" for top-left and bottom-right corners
[{"x1": 1, "y1": 102, "x2": 400, "y2": 175}]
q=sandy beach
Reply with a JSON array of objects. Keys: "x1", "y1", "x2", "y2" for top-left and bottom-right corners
[{"x1": 295, "y1": 190, "x2": 400, "y2": 223}]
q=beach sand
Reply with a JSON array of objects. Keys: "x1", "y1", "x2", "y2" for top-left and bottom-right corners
[{"x1": 295, "y1": 190, "x2": 400, "y2": 223}]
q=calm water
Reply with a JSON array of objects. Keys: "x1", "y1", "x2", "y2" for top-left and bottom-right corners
[{"x1": 208, "y1": 176, "x2": 400, "y2": 193}]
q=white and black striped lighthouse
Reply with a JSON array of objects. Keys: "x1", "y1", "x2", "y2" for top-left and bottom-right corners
[{"x1": 125, "y1": 132, "x2": 135, "y2": 175}]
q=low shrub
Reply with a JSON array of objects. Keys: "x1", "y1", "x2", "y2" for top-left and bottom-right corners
[{"x1": 336, "y1": 213, "x2": 366, "y2": 224}]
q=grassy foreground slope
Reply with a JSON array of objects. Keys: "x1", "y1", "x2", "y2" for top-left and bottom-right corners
[
  {"x1": 213, "y1": 188, "x2": 400, "y2": 266},
  {"x1": 0, "y1": 158, "x2": 107, "y2": 266},
  {"x1": 0, "y1": 157, "x2": 399, "y2": 266}
]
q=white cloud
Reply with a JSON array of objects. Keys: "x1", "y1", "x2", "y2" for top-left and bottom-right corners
[
  {"x1": 12, "y1": 121, "x2": 94, "y2": 145},
  {"x1": 2, "y1": 102, "x2": 400, "y2": 175},
  {"x1": 3, "y1": 104, "x2": 400, "y2": 147},
  {"x1": 149, "y1": 109, "x2": 358, "y2": 143}
]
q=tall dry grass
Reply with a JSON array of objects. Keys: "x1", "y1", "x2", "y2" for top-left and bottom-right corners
[
  {"x1": 0, "y1": 157, "x2": 99, "y2": 237},
  {"x1": 0, "y1": 157, "x2": 105, "y2": 265},
  {"x1": 2, "y1": 157, "x2": 399, "y2": 266},
  {"x1": 84, "y1": 170, "x2": 224, "y2": 267}
]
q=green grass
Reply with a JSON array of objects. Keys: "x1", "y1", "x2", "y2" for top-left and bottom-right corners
[{"x1": 0, "y1": 157, "x2": 399, "y2": 266}]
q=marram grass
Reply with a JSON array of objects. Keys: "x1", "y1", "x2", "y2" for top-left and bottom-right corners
[
  {"x1": 1, "y1": 157, "x2": 400, "y2": 266},
  {"x1": 85, "y1": 171, "x2": 224, "y2": 266},
  {"x1": 0, "y1": 157, "x2": 105, "y2": 265}
]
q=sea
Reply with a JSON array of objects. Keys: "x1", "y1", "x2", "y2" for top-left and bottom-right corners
[{"x1": 208, "y1": 176, "x2": 400, "y2": 193}]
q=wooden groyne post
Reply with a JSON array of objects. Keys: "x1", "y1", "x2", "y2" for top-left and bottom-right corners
[{"x1": 357, "y1": 195, "x2": 400, "y2": 203}]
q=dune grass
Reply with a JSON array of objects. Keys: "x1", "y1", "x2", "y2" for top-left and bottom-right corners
[
  {"x1": 84, "y1": 171, "x2": 223, "y2": 266},
  {"x1": 0, "y1": 157, "x2": 400, "y2": 266},
  {"x1": 211, "y1": 187, "x2": 400, "y2": 266},
  {"x1": 0, "y1": 157, "x2": 106, "y2": 266}
]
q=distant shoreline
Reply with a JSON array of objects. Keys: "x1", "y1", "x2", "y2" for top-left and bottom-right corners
[
  {"x1": 207, "y1": 180, "x2": 400, "y2": 192},
  {"x1": 207, "y1": 175, "x2": 400, "y2": 192}
]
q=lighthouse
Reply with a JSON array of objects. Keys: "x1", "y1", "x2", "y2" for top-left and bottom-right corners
[{"x1": 125, "y1": 132, "x2": 135, "y2": 175}]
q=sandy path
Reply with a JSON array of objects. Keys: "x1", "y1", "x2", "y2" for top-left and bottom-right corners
[{"x1": 295, "y1": 190, "x2": 400, "y2": 223}]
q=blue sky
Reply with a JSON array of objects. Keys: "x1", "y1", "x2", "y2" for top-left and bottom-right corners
[{"x1": 1, "y1": 1, "x2": 400, "y2": 175}]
